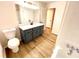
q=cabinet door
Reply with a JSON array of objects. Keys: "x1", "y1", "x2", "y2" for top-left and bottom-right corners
[
  {"x1": 23, "y1": 29, "x2": 32, "y2": 43},
  {"x1": 33, "y1": 27, "x2": 39, "y2": 39},
  {"x1": 39, "y1": 26, "x2": 44, "y2": 35},
  {"x1": 33, "y1": 25, "x2": 44, "y2": 39},
  {"x1": 32, "y1": 27, "x2": 36, "y2": 39}
]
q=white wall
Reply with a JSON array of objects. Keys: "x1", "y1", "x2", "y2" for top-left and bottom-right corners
[
  {"x1": 47, "y1": 1, "x2": 66, "y2": 34},
  {"x1": 40, "y1": 3, "x2": 47, "y2": 26},
  {"x1": 56, "y1": 2, "x2": 79, "y2": 58},
  {"x1": 20, "y1": 7, "x2": 35, "y2": 25},
  {"x1": 32, "y1": 2, "x2": 47, "y2": 26},
  {"x1": 19, "y1": 2, "x2": 47, "y2": 26}
]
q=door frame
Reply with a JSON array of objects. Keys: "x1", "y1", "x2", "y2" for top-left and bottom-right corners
[{"x1": 50, "y1": 8, "x2": 56, "y2": 30}]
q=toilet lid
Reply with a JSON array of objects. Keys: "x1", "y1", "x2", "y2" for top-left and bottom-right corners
[{"x1": 8, "y1": 38, "x2": 20, "y2": 48}]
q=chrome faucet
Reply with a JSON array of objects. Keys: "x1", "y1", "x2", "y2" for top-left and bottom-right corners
[
  {"x1": 66, "y1": 44, "x2": 79, "y2": 55},
  {"x1": 68, "y1": 46, "x2": 75, "y2": 55}
]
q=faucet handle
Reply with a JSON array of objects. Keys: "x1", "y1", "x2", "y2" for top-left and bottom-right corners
[
  {"x1": 66, "y1": 44, "x2": 75, "y2": 50},
  {"x1": 71, "y1": 46, "x2": 75, "y2": 50},
  {"x1": 76, "y1": 48, "x2": 79, "y2": 53}
]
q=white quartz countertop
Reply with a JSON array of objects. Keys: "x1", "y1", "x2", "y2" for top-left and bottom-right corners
[{"x1": 19, "y1": 23, "x2": 44, "y2": 30}]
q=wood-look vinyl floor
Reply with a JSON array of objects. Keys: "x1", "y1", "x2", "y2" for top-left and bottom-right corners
[{"x1": 5, "y1": 28, "x2": 57, "y2": 58}]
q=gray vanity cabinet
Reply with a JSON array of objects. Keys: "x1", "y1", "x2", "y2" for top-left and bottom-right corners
[{"x1": 20, "y1": 25, "x2": 44, "y2": 43}]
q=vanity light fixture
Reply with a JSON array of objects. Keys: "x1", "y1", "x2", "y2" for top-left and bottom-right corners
[{"x1": 15, "y1": 1, "x2": 39, "y2": 10}]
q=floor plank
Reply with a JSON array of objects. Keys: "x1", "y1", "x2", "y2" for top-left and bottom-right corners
[{"x1": 5, "y1": 28, "x2": 57, "y2": 58}]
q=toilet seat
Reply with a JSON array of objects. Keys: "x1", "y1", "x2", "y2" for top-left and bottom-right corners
[{"x1": 8, "y1": 38, "x2": 20, "y2": 49}]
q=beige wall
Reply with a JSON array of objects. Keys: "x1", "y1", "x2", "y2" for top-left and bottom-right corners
[
  {"x1": 0, "y1": 1, "x2": 19, "y2": 47},
  {"x1": 47, "y1": 1, "x2": 66, "y2": 34},
  {"x1": 56, "y1": 2, "x2": 79, "y2": 57}
]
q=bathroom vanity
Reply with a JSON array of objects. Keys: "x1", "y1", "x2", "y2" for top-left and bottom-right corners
[{"x1": 19, "y1": 23, "x2": 44, "y2": 43}]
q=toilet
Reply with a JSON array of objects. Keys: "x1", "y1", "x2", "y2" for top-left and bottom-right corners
[{"x1": 2, "y1": 28, "x2": 20, "y2": 53}]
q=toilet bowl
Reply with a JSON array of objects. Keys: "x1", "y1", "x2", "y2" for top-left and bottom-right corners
[
  {"x1": 2, "y1": 28, "x2": 20, "y2": 53},
  {"x1": 8, "y1": 38, "x2": 20, "y2": 53}
]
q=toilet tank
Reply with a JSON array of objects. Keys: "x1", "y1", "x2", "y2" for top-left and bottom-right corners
[{"x1": 2, "y1": 28, "x2": 16, "y2": 39}]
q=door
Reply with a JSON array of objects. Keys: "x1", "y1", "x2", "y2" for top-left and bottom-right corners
[{"x1": 46, "y1": 8, "x2": 56, "y2": 30}]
